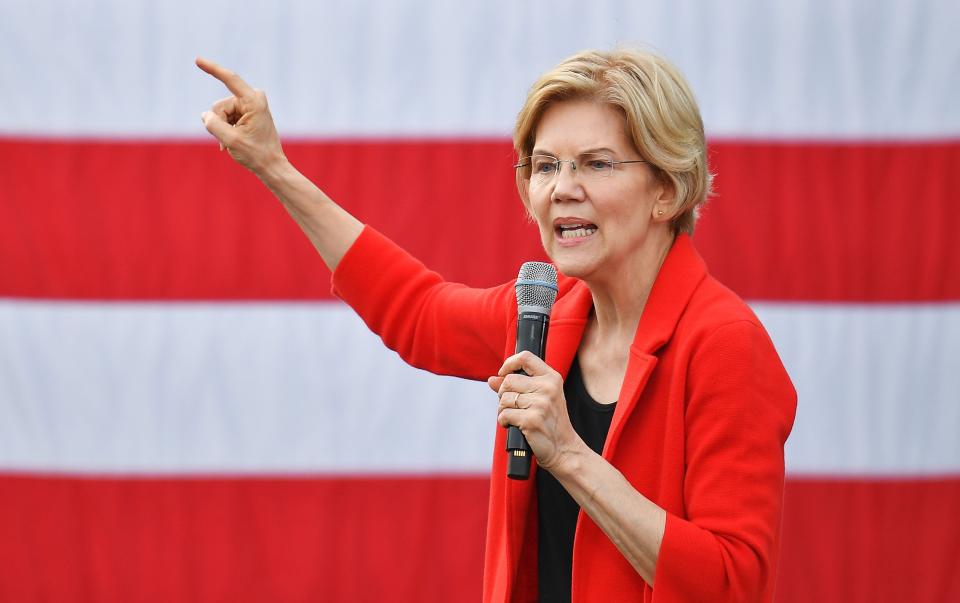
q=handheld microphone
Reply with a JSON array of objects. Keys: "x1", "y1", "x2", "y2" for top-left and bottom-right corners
[{"x1": 507, "y1": 262, "x2": 559, "y2": 480}]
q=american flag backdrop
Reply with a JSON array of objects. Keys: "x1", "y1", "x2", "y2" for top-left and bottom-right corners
[{"x1": 1, "y1": 0, "x2": 958, "y2": 601}]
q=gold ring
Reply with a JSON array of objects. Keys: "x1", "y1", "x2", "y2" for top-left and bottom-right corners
[{"x1": 514, "y1": 392, "x2": 521, "y2": 409}]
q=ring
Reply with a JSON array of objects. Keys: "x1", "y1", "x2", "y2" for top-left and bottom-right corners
[{"x1": 513, "y1": 392, "x2": 521, "y2": 409}]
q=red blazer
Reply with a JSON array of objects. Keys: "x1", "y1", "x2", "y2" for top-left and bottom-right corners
[{"x1": 333, "y1": 227, "x2": 796, "y2": 602}]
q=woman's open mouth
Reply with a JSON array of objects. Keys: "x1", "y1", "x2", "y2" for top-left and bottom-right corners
[{"x1": 556, "y1": 223, "x2": 597, "y2": 240}]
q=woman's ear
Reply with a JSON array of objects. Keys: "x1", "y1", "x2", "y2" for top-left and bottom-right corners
[{"x1": 652, "y1": 176, "x2": 677, "y2": 221}]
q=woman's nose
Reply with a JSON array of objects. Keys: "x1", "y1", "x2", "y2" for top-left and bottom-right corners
[{"x1": 550, "y1": 161, "x2": 585, "y2": 202}]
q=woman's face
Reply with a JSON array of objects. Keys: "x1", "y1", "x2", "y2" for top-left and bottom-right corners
[{"x1": 524, "y1": 99, "x2": 671, "y2": 282}]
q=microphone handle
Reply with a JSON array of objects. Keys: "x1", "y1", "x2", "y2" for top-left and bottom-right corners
[{"x1": 507, "y1": 311, "x2": 550, "y2": 480}]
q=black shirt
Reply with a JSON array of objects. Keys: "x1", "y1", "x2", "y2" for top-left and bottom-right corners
[{"x1": 537, "y1": 356, "x2": 617, "y2": 603}]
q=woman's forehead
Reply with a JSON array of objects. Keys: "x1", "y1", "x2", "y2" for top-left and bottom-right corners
[{"x1": 533, "y1": 100, "x2": 632, "y2": 154}]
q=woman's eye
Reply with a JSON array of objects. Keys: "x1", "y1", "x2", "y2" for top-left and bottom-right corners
[
  {"x1": 587, "y1": 159, "x2": 613, "y2": 171},
  {"x1": 533, "y1": 160, "x2": 556, "y2": 174}
]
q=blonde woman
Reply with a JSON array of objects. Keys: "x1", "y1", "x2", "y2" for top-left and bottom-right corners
[{"x1": 198, "y1": 49, "x2": 796, "y2": 603}]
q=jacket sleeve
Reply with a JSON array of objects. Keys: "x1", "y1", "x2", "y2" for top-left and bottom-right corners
[
  {"x1": 653, "y1": 320, "x2": 797, "y2": 603},
  {"x1": 330, "y1": 225, "x2": 515, "y2": 381}
]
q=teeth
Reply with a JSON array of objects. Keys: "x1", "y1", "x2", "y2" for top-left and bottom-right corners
[{"x1": 559, "y1": 226, "x2": 597, "y2": 239}]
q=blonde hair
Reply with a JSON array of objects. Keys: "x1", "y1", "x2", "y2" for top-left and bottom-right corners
[{"x1": 514, "y1": 48, "x2": 712, "y2": 234}]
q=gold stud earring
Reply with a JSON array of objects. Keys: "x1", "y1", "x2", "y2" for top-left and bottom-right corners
[{"x1": 657, "y1": 209, "x2": 664, "y2": 216}]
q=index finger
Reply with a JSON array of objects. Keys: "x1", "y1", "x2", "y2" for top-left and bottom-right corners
[
  {"x1": 196, "y1": 56, "x2": 255, "y2": 99},
  {"x1": 498, "y1": 351, "x2": 550, "y2": 377}
]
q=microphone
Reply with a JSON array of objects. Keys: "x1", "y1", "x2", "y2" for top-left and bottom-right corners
[{"x1": 507, "y1": 261, "x2": 559, "y2": 480}]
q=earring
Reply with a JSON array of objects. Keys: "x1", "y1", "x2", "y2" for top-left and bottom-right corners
[{"x1": 657, "y1": 209, "x2": 664, "y2": 216}]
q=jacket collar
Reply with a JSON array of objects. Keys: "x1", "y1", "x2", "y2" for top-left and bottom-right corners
[
  {"x1": 630, "y1": 232, "x2": 708, "y2": 356},
  {"x1": 607, "y1": 233, "x2": 707, "y2": 455},
  {"x1": 548, "y1": 233, "x2": 708, "y2": 371},
  {"x1": 546, "y1": 234, "x2": 708, "y2": 456},
  {"x1": 537, "y1": 234, "x2": 709, "y2": 458}
]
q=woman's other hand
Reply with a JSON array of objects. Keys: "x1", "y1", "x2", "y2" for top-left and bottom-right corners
[
  {"x1": 488, "y1": 351, "x2": 584, "y2": 473},
  {"x1": 196, "y1": 57, "x2": 286, "y2": 175}
]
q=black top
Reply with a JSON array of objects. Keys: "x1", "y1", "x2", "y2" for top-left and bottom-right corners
[{"x1": 537, "y1": 356, "x2": 617, "y2": 603}]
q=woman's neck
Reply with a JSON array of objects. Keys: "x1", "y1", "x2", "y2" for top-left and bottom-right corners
[{"x1": 584, "y1": 228, "x2": 675, "y2": 346}]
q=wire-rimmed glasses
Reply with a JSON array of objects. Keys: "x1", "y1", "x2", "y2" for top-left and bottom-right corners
[{"x1": 514, "y1": 152, "x2": 647, "y2": 184}]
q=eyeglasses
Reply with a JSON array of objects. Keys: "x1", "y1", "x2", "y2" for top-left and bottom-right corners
[{"x1": 514, "y1": 152, "x2": 647, "y2": 184}]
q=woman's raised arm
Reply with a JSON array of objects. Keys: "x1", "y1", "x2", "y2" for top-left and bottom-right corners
[
  {"x1": 196, "y1": 57, "x2": 511, "y2": 378},
  {"x1": 196, "y1": 57, "x2": 363, "y2": 270}
]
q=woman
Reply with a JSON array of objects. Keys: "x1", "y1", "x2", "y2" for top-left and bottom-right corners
[{"x1": 197, "y1": 49, "x2": 796, "y2": 602}]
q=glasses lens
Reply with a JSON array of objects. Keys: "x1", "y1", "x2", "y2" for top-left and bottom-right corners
[
  {"x1": 579, "y1": 153, "x2": 615, "y2": 178},
  {"x1": 520, "y1": 153, "x2": 622, "y2": 182},
  {"x1": 530, "y1": 155, "x2": 559, "y2": 181}
]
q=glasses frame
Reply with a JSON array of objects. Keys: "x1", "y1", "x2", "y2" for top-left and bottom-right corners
[{"x1": 514, "y1": 153, "x2": 647, "y2": 182}]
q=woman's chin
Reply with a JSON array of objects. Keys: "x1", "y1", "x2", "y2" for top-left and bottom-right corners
[
  {"x1": 550, "y1": 253, "x2": 600, "y2": 280},
  {"x1": 540, "y1": 232, "x2": 603, "y2": 279}
]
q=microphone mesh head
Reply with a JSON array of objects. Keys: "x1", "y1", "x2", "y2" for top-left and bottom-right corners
[{"x1": 516, "y1": 262, "x2": 558, "y2": 311}]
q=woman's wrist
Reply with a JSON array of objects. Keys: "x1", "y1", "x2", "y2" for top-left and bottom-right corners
[
  {"x1": 546, "y1": 435, "x2": 593, "y2": 481},
  {"x1": 254, "y1": 151, "x2": 294, "y2": 188}
]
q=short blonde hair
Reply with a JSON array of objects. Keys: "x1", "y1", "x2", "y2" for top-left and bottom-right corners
[{"x1": 514, "y1": 48, "x2": 712, "y2": 235}]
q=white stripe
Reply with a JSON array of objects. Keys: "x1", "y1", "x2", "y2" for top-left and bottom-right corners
[
  {"x1": 1, "y1": 0, "x2": 957, "y2": 138},
  {"x1": 0, "y1": 301, "x2": 495, "y2": 474},
  {"x1": 1, "y1": 300, "x2": 957, "y2": 475},
  {"x1": 755, "y1": 303, "x2": 960, "y2": 476}
]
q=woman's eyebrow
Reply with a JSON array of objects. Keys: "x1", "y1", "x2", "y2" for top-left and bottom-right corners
[
  {"x1": 581, "y1": 147, "x2": 619, "y2": 156},
  {"x1": 530, "y1": 147, "x2": 556, "y2": 156},
  {"x1": 530, "y1": 146, "x2": 620, "y2": 157}
]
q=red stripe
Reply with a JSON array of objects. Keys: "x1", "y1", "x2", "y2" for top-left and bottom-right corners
[
  {"x1": 0, "y1": 474, "x2": 488, "y2": 602},
  {"x1": 1, "y1": 138, "x2": 957, "y2": 301},
  {"x1": 777, "y1": 477, "x2": 960, "y2": 602},
  {"x1": 701, "y1": 140, "x2": 960, "y2": 302},
  {"x1": 2, "y1": 474, "x2": 956, "y2": 601}
]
